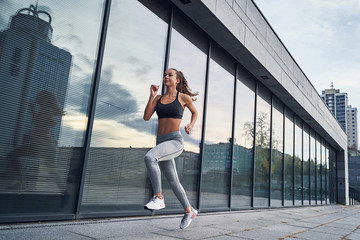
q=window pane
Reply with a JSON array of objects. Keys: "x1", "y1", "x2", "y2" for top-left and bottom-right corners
[
  {"x1": 271, "y1": 98, "x2": 283, "y2": 207},
  {"x1": 316, "y1": 137, "x2": 321, "y2": 204},
  {"x1": 303, "y1": 125, "x2": 310, "y2": 205},
  {"x1": 321, "y1": 141, "x2": 326, "y2": 203},
  {"x1": 0, "y1": 0, "x2": 104, "y2": 216},
  {"x1": 310, "y1": 131, "x2": 316, "y2": 204},
  {"x1": 284, "y1": 108, "x2": 294, "y2": 206},
  {"x1": 329, "y1": 147, "x2": 337, "y2": 203},
  {"x1": 294, "y1": 117, "x2": 302, "y2": 205},
  {"x1": 202, "y1": 45, "x2": 234, "y2": 209},
  {"x1": 254, "y1": 84, "x2": 271, "y2": 207},
  {"x1": 165, "y1": 10, "x2": 208, "y2": 210},
  {"x1": 80, "y1": 0, "x2": 169, "y2": 213},
  {"x1": 325, "y1": 146, "x2": 330, "y2": 204},
  {"x1": 232, "y1": 66, "x2": 255, "y2": 208}
]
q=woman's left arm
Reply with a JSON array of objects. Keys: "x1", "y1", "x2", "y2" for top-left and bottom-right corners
[{"x1": 183, "y1": 95, "x2": 198, "y2": 134}]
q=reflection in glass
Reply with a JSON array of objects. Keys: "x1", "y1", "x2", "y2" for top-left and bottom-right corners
[
  {"x1": 0, "y1": 1, "x2": 104, "y2": 216},
  {"x1": 81, "y1": 0, "x2": 169, "y2": 212},
  {"x1": 253, "y1": 84, "x2": 271, "y2": 207},
  {"x1": 303, "y1": 125, "x2": 310, "y2": 205},
  {"x1": 284, "y1": 108, "x2": 294, "y2": 206},
  {"x1": 294, "y1": 117, "x2": 302, "y2": 205},
  {"x1": 202, "y1": 50, "x2": 234, "y2": 209},
  {"x1": 325, "y1": 146, "x2": 330, "y2": 204},
  {"x1": 329, "y1": 148, "x2": 337, "y2": 203},
  {"x1": 165, "y1": 12, "x2": 207, "y2": 209},
  {"x1": 270, "y1": 98, "x2": 283, "y2": 207},
  {"x1": 316, "y1": 137, "x2": 321, "y2": 204},
  {"x1": 232, "y1": 67, "x2": 255, "y2": 208},
  {"x1": 310, "y1": 131, "x2": 316, "y2": 204},
  {"x1": 321, "y1": 142, "x2": 326, "y2": 203}
]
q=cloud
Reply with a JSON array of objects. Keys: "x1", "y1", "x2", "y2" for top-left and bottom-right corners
[{"x1": 93, "y1": 67, "x2": 139, "y2": 119}]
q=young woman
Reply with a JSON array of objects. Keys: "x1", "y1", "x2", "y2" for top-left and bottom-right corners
[{"x1": 143, "y1": 68, "x2": 198, "y2": 229}]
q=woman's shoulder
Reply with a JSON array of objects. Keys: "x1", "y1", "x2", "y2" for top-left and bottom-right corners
[{"x1": 179, "y1": 92, "x2": 192, "y2": 101}]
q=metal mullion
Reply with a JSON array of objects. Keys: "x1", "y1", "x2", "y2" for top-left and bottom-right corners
[
  {"x1": 301, "y1": 121, "x2": 304, "y2": 205},
  {"x1": 229, "y1": 63, "x2": 238, "y2": 209},
  {"x1": 308, "y1": 129, "x2": 311, "y2": 204},
  {"x1": 268, "y1": 95, "x2": 273, "y2": 207},
  {"x1": 335, "y1": 148, "x2": 338, "y2": 203},
  {"x1": 197, "y1": 39, "x2": 211, "y2": 210},
  {"x1": 251, "y1": 81, "x2": 258, "y2": 208},
  {"x1": 292, "y1": 113, "x2": 295, "y2": 206},
  {"x1": 320, "y1": 140, "x2": 322, "y2": 205},
  {"x1": 75, "y1": 0, "x2": 112, "y2": 216},
  {"x1": 281, "y1": 105, "x2": 285, "y2": 206},
  {"x1": 161, "y1": 6, "x2": 174, "y2": 96},
  {"x1": 315, "y1": 134, "x2": 317, "y2": 205},
  {"x1": 325, "y1": 143, "x2": 327, "y2": 204}
]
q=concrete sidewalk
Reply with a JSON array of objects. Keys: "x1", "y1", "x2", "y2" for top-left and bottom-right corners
[{"x1": 1, "y1": 205, "x2": 360, "y2": 240}]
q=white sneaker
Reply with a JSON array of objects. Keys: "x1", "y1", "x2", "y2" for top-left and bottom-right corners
[{"x1": 144, "y1": 196, "x2": 165, "y2": 210}]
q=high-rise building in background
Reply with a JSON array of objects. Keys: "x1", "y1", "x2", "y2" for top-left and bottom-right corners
[
  {"x1": 347, "y1": 105, "x2": 358, "y2": 150},
  {"x1": 321, "y1": 83, "x2": 348, "y2": 131},
  {"x1": 321, "y1": 83, "x2": 358, "y2": 151}
]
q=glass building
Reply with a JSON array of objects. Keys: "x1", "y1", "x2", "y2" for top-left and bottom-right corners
[{"x1": 0, "y1": 0, "x2": 348, "y2": 223}]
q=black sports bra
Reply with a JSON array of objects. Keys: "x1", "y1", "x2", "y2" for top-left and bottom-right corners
[{"x1": 155, "y1": 91, "x2": 184, "y2": 119}]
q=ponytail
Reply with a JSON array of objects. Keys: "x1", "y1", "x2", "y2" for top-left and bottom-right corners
[{"x1": 170, "y1": 68, "x2": 198, "y2": 101}]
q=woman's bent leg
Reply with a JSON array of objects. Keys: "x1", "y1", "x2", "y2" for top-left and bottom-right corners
[
  {"x1": 159, "y1": 159, "x2": 190, "y2": 209},
  {"x1": 144, "y1": 140, "x2": 184, "y2": 195}
]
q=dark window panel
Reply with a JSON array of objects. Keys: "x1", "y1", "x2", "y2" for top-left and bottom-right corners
[{"x1": 253, "y1": 83, "x2": 271, "y2": 207}]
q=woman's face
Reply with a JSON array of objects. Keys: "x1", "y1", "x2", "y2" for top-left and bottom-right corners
[{"x1": 163, "y1": 69, "x2": 179, "y2": 87}]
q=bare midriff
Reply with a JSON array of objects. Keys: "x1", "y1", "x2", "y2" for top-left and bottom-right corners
[{"x1": 157, "y1": 118, "x2": 182, "y2": 135}]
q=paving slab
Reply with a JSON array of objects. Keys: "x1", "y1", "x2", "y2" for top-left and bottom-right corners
[
  {"x1": 347, "y1": 232, "x2": 360, "y2": 240},
  {"x1": 295, "y1": 229, "x2": 344, "y2": 240},
  {"x1": 311, "y1": 225, "x2": 354, "y2": 236}
]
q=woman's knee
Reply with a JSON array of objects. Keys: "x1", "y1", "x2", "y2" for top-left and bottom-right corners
[{"x1": 144, "y1": 153, "x2": 156, "y2": 165}]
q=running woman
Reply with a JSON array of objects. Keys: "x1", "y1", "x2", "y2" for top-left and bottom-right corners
[{"x1": 143, "y1": 68, "x2": 198, "y2": 229}]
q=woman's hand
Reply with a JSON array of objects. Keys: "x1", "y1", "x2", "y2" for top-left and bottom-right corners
[
  {"x1": 150, "y1": 85, "x2": 159, "y2": 97},
  {"x1": 144, "y1": 85, "x2": 161, "y2": 121},
  {"x1": 184, "y1": 124, "x2": 193, "y2": 134}
]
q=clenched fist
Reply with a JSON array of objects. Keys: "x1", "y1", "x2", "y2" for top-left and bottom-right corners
[{"x1": 150, "y1": 84, "x2": 160, "y2": 96}]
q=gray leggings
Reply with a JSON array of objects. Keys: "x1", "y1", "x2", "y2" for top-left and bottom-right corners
[{"x1": 144, "y1": 131, "x2": 190, "y2": 209}]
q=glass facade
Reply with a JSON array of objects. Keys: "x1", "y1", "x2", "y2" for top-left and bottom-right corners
[
  {"x1": 303, "y1": 124, "x2": 310, "y2": 205},
  {"x1": 270, "y1": 98, "x2": 283, "y2": 207},
  {"x1": 232, "y1": 66, "x2": 255, "y2": 208},
  {"x1": 310, "y1": 131, "x2": 317, "y2": 204},
  {"x1": 316, "y1": 136, "x2": 321, "y2": 204},
  {"x1": 253, "y1": 84, "x2": 271, "y2": 207},
  {"x1": 0, "y1": 0, "x2": 105, "y2": 218},
  {"x1": 80, "y1": 0, "x2": 169, "y2": 213},
  {"x1": 201, "y1": 44, "x2": 234, "y2": 209},
  {"x1": 0, "y1": 0, "x2": 339, "y2": 222},
  {"x1": 284, "y1": 108, "x2": 294, "y2": 206},
  {"x1": 166, "y1": 10, "x2": 207, "y2": 210},
  {"x1": 294, "y1": 117, "x2": 302, "y2": 205}
]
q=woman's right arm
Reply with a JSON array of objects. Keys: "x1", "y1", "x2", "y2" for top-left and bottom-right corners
[{"x1": 143, "y1": 85, "x2": 160, "y2": 121}]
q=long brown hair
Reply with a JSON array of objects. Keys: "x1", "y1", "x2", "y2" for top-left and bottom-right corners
[{"x1": 170, "y1": 68, "x2": 198, "y2": 101}]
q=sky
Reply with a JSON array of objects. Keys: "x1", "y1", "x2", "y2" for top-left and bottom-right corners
[{"x1": 254, "y1": 0, "x2": 360, "y2": 140}]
